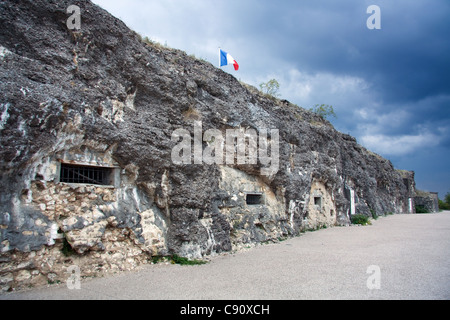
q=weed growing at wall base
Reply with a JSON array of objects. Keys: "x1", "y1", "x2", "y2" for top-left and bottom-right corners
[
  {"x1": 351, "y1": 214, "x2": 371, "y2": 225},
  {"x1": 415, "y1": 205, "x2": 430, "y2": 214},
  {"x1": 151, "y1": 255, "x2": 208, "y2": 266}
]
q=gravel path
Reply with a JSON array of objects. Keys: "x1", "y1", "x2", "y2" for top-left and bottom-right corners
[{"x1": 2, "y1": 212, "x2": 450, "y2": 300}]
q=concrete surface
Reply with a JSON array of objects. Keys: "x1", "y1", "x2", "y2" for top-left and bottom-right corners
[{"x1": 2, "y1": 212, "x2": 450, "y2": 300}]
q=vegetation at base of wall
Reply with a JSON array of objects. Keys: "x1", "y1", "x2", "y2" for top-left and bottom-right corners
[
  {"x1": 151, "y1": 255, "x2": 208, "y2": 266},
  {"x1": 47, "y1": 279, "x2": 61, "y2": 285},
  {"x1": 370, "y1": 209, "x2": 378, "y2": 220},
  {"x1": 298, "y1": 223, "x2": 328, "y2": 233},
  {"x1": 171, "y1": 254, "x2": 208, "y2": 265},
  {"x1": 351, "y1": 214, "x2": 371, "y2": 226},
  {"x1": 415, "y1": 205, "x2": 430, "y2": 214}
]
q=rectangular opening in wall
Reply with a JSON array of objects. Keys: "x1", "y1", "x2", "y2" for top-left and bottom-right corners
[
  {"x1": 246, "y1": 193, "x2": 263, "y2": 205},
  {"x1": 314, "y1": 196, "x2": 322, "y2": 208},
  {"x1": 60, "y1": 163, "x2": 113, "y2": 186}
]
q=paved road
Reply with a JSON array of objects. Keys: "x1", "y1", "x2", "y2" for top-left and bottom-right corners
[{"x1": 2, "y1": 212, "x2": 450, "y2": 300}]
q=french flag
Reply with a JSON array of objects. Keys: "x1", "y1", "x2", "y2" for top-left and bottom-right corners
[{"x1": 220, "y1": 49, "x2": 239, "y2": 71}]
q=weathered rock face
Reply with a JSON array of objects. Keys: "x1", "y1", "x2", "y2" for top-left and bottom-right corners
[{"x1": 0, "y1": 0, "x2": 416, "y2": 290}]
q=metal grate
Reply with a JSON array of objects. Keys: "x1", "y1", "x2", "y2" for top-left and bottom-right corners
[
  {"x1": 60, "y1": 163, "x2": 111, "y2": 186},
  {"x1": 246, "y1": 194, "x2": 263, "y2": 205}
]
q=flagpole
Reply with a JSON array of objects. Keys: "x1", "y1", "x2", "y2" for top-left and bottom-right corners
[{"x1": 218, "y1": 47, "x2": 221, "y2": 69}]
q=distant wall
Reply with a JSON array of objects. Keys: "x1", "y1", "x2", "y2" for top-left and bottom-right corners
[{"x1": 415, "y1": 191, "x2": 439, "y2": 213}]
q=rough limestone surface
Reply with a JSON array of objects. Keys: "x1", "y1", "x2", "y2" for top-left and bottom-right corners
[{"x1": 0, "y1": 0, "x2": 416, "y2": 291}]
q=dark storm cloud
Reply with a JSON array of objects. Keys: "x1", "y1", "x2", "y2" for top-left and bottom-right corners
[{"x1": 240, "y1": 0, "x2": 450, "y2": 104}]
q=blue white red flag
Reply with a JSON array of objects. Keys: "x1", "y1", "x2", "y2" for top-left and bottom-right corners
[{"x1": 220, "y1": 49, "x2": 239, "y2": 71}]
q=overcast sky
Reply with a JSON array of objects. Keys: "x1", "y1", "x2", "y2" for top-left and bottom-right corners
[{"x1": 92, "y1": 0, "x2": 450, "y2": 198}]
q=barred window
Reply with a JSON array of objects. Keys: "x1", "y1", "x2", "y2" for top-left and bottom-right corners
[
  {"x1": 246, "y1": 193, "x2": 263, "y2": 205},
  {"x1": 60, "y1": 163, "x2": 112, "y2": 186}
]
